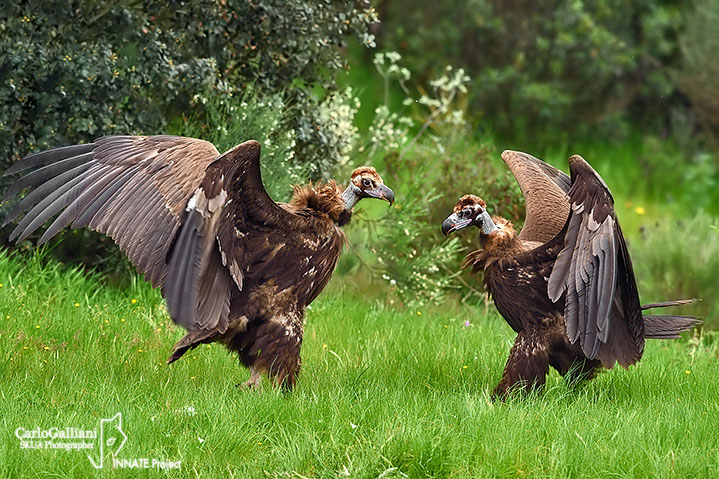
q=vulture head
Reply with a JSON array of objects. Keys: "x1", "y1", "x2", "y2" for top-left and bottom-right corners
[
  {"x1": 342, "y1": 166, "x2": 395, "y2": 210},
  {"x1": 441, "y1": 194, "x2": 493, "y2": 236}
]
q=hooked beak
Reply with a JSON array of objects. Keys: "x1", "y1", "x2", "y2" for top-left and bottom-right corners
[
  {"x1": 441, "y1": 213, "x2": 471, "y2": 236},
  {"x1": 366, "y1": 184, "x2": 395, "y2": 206}
]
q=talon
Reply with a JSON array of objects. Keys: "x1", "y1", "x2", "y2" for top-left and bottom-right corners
[{"x1": 236, "y1": 366, "x2": 262, "y2": 390}]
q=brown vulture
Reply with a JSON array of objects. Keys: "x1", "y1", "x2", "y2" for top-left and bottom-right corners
[
  {"x1": 442, "y1": 151, "x2": 700, "y2": 397},
  {"x1": 2, "y1": 135, "x2": 394, "y2": 389}
]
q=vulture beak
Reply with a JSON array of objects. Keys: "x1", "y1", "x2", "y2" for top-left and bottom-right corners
[
  {"x1": 366, "y1": 184, "x2": 395, "y2": 206},
  {"x1": 441, "y1": 213, "x2": 471, "y2": 236}
]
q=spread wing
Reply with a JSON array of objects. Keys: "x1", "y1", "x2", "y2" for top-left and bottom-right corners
[
  {"x1": 546, "y1": 155, "x2": 644, "y2": 367},
  {"x1": 501, "y1": 150, "x2": 571, "y2": 244},
  {"x1": 3, "y1": 135, "x2": 221, "y2": 285},
  {"x1": 3, "y1": 136, "x2": 305, "y2": 338}
]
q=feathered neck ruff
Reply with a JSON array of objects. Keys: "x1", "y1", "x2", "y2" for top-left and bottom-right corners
[
  {"x1": 289, "y1": 180, "x2": 345, "y2": 223},
  {"x1": 462, "y1": 216, "x2": 523, "y2": 273}
]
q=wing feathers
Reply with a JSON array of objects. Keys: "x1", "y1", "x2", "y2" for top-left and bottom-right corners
[
  {"x1": 39, "y1": 167, "x2": 126, "y2": 244},
  {"x1": 548, "y1": 155, "x2": 643, "y2": 365},
  {"x1": 4, "y1": 143, "x2": 95, "y2": 175},
  {"x1": 2, "y1": 152, "x2": 95, "y2": 201},
  {"x1": 72, "y1": 165, "x2": 140, "y2": 229},
  {"x1": 164, "y1": 208, "x2": 209, "y2": 330},
  {"x1": 11, "y1": 166, "x2": 103, "y2": 242},
  {"x1": 3, "y1": 162, "x2": 95, "y2": 227},
  {"x1": 501, "y1": 150, "x2": 572, "y2": 243}
]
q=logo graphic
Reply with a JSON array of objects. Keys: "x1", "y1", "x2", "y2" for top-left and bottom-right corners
[
  {"x1": 15, "y1": 413, "x2": 181, "y2": 470},
  {"x1": 87, "y1": 413, "x2": 128, "y2": 469}
]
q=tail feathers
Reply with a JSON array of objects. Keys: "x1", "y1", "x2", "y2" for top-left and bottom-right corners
[
  {"x1": 166, "y1": 330, "x2": 217, "y2": 364},
  {"x1": 641, "y1": 298, "x2": 700, "y2": 310},
  {"x1": 641, "y1": 298, "x2": 702, "y2": 339},
  {"x1": 643, "y1": 315, "x2": 702, "y2": 339}
]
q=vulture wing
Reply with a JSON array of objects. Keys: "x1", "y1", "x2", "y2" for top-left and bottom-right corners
[
  {"x1": 501, "y1": 150, "x2": 571, "y2": 244},
  {"x1": 546, "y1": 155, "x2": 644, "y2": 367},
  {"x1": 3, "y1": 136, "x2": 304, "y2": 338}
]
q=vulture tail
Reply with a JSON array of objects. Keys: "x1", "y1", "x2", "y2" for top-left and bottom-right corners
[
  {"x1": 641, "y1": 299, "x2": 702, "y2": 339},
  {"x1": 167, "y1": 330, "x2": 217, "y2": 364},
  {"x1": 641, "y1": 299, "x2": 700, "y2": 310}
]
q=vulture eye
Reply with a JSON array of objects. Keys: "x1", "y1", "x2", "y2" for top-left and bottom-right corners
[
  {"x1": 362, "y1": 178, "x2": 372, "y2": 188},
  {"x1": 462, "y1": 207, "x2": 473, "y2": 217}
]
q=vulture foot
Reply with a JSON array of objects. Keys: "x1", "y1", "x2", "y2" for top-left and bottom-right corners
[
  {"x1": 562, "y1": 359, "x2": 601, "y2": 388},
  {"x1": 236, "y1": 367, "x2": 262, "y2": 390}
]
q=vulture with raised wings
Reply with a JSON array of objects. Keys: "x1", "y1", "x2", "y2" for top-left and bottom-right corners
[
  {"x1": 442, "y1": 151, "x2": 699, "y2": 397},
  {"x1": 3, "y1": 135, "x2": 394, "y2": 389}
]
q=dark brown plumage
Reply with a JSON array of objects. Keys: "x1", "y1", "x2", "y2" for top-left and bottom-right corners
[
  {"x1": 3, "y1": 135, "x2": 394, "y2": 389},
  {"x1": 442, "y1": 150, "x2": 700, "y2": 397}
]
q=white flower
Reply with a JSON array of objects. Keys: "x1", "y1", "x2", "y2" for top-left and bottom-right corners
[{"x1": 176, "y1": 405, "x2": 197, "y2": 416}]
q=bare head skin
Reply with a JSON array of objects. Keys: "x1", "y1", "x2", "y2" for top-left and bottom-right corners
[
  {"x1": 342, "y1": 166, "x2": 395, "y2": 210},
  {"x1": 441, "y1": 194, "x2": 498, "y2": 236}
]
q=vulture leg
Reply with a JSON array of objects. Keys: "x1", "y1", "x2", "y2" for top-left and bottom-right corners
[
  {"x1": 232, "y1": 312, "x2": 304, "y2": 390},
  {"x1": 546, "y1": 335, "x2": 602, "y2": 385},
  {"x1": 236, "y1": 366, "x2": 263, "y2": 390},
  {"x1": 492, "y1": 329, "x2": 550, "y2": 398},
  {"x1": 562, "y1": 358, "x2": 601, "y2": 387}
]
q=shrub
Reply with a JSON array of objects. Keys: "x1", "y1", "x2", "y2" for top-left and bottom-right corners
[
  {"x1": 0, "y1": 0, "x2": 376, "y2": 176},
  {"x1": 0, "y1": 2, "x2": 217, "y2": 167},
  {"x1": 675, "y1": 0, "x2": 719, "y2": 142},
  {"x1": 373, "y1": 0, "x2": 681, "y2": 141}
]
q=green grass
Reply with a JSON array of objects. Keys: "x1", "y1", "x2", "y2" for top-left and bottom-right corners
[{"x1": 1, "y1": 249, "x2": 717, "y2": 478}]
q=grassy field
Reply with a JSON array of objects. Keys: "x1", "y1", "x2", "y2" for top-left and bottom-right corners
[{"x1": 0, "y1": 249, "x2": 717, "y2": 478}]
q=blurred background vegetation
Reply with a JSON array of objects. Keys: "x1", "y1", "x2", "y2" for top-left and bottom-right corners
[{"x1": 1, "y1": 0, "x2": 717, "y2": 324}]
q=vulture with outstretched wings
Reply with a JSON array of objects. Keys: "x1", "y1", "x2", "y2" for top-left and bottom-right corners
[
  {"x1": 3, "y1": 135, "x2": 394, "y2": 389},
  {"x1": 442, "y1": 151, "x2": 699, "y2": 397}
]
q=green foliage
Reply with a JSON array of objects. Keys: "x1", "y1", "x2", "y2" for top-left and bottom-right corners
[
  {"x1": 1, "y1": 248, "x2": 716, "y2": 477},
  {"x1": 632, "y1": 211, "x2": 719, "y2": 327},
  {"x1": 675, "y1": 0, "x2": 719, "y2": 142},
  {"x1": 0, "y1": 2, "x2": 217, "y2": 165},
  {"x1": 0, "y1": 0, "x2": 376, "y2": 174},
  {"x1": 161, "y1": 0, "x2": 375, "y2": 177},
  {"x1": 374, "y1": 0, "x2": 682, "y2": 141}
]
